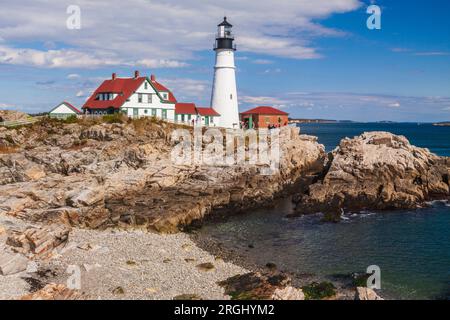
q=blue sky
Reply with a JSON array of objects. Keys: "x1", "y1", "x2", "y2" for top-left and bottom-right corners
[{"x1": 0, "y1": 0, "x2": 449, "y2": 122}]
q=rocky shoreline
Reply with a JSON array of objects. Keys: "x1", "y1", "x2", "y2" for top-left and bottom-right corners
[
  {"x1": 0, "y1": 117, "x2": 325, "y2": 233},
  {"x1": 1, "y1": 117, "x2": 447, "y2": 300},
  {"x1": 293, "y1": 131, "x2": 450, "y2": 220},
  {"x1": 0, "y1": 117, "x2": 327, "y2": 299}
]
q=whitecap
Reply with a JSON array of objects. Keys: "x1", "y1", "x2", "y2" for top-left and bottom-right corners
[{"x1": 428, "y1": 200, "x2": 449, "y2": 207}]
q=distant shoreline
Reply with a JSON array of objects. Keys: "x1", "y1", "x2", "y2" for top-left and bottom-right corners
[
  {"x1": 433, "y1": 122, "x2": 450, "y2": 126},
  {"x1": 288, "y1": 119, "x2": 341, "y2": 124},
  {"x1": 289, "y1": 119, "x2": 450, "y2": 125}
]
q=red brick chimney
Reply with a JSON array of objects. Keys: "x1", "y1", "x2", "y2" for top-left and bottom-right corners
[
  {"x1": 134, "y1": 70, "x2": 140, "y2": 78},
  {"x1": 112, "y1": 73, "x2": 116, "y2": 80},
  {"x1": 151, "y1": 74, "x2": 156, "y2": 81}
]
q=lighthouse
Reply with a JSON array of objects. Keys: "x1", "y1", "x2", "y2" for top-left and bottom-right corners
[{"x1": 210, "y1": 17, "x2": 239, "y2": 129}]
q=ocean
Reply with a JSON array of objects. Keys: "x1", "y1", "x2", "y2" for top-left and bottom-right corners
[
  {"x1": 300, "y1": 122, "x2": 450, "y2": 157},
  {"x1": 198, "y1": 123, "x2": 450, "y2": 300}
]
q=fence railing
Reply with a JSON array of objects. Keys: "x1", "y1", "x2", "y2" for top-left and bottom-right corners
[{"x1": 0, "y1": 117, "x2": 40, "y2": 128}]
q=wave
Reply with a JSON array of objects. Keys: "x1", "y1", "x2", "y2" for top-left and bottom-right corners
[{"x1": 426, "y1": 200, "x2": 450, "y2": 207}]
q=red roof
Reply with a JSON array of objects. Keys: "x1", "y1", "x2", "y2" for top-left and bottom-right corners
[
  {"x1": 240, "y1": 106, "x2": 288, "y2": 116},
  {"x1": 151, "y1": 79, "x2": 177, "y2": 103},
  {"x1": 62, "y1": 101, "x2": 81, "y2": 114},
  {"x1": 175, "y1": 103, "x2": 197, "y2": 115},
  {"x1": 83, "y1": 74, "x2": 177, "y2": 110},
  {"x1": 83, "y1": 77, "x2": 146, "y2": 110},
  {"x1": 196, "y1": 107, "x2": 220, "y2": 116}
]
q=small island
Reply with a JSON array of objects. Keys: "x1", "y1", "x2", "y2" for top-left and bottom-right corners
[{"x1": 433, "y1": 121, "x2": 450, "y2": 126}]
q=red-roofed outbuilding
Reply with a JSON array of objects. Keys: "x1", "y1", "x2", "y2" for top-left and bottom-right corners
[{"x1": 240, "y1": 106, "x2": 289, "y2": 129}]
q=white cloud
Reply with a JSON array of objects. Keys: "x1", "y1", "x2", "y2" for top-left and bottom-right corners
[
  {"x1": 0, "y1": 0, "x2": 362, "y2": 68},
  {"x1": 414, "y1": 51, "x2": 449, "y2": 56},
  {"x1": 253, "y1": 92, "x2": 450, "y2": 121},
  {"x1": 159, "y1": 77, "x2": 210, "y2": 102},
  {"x1": 0, "y1": 45, "x2": 120, "y2": 68},
  {"x1": 135, "y1": 59, "x2": 189, "y2": 68},
  {"x1": 252, "y1": 59, "x2": 274, "y2": 64},
  {"x1": 0, "y1": 45, "x2": 191, "y2": 69},
  {"x1": 67, "y1": 73, "x2": 81, "y2": 79},
  {"x1": 0, "y1": 103, "x2": 10, "y2": 109},
  {"x1": 262, "y1": 68, "x2": 282, "y2": 74},
  {"x1": 75, "y1": 90, "x2": 85, "y2": 97},
  {"x1": 240, "y1": 95, "x2": 288, "y2": 107}
]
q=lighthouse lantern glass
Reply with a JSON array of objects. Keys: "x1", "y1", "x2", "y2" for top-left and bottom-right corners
[{"x1": 218, "y1": 25, "x2": 233, "y2": 39}]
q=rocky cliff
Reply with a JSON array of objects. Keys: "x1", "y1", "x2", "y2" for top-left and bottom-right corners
[
  {"x1": 0, "y1": 118, "x2": 325, "y2": 233},
  {"x1": 294, "y1": 131, "x2": 450, "y2": 216}
]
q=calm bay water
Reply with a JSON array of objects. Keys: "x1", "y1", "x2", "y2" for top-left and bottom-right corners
[{"x1": 199, "y1": 123, "x2": 450, "y2": 300}]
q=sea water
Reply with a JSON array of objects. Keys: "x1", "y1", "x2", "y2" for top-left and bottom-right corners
[{"x1": 199, "y1": 123, "x2": 450, "y2": 299}]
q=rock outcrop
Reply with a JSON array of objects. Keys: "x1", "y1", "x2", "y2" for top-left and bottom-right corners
[
  {"x1": 0, "y1": 118, "x2": 326, "y2": 233},
  {"x1": 355, "y1": 287, "x2": 383, "y2": 300},
  {"x1": 218, "y1": 272, "x2": 305, "y2": 300},
  {"x1": 6, "y1": 224, "x2": 70, "y2": 258},
  {"x1": 19, "y1": 284, "x2": 83, "y2": 300},
  {"x1": 0, "y1": 110, "x2": 29, "y2": 123},
  {"x1": 294, "y1": 132, "x2": 450, "y2": 215}
]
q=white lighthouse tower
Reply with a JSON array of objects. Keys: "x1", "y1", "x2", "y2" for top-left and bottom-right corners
[{"x1": 210, "y1": 17, "x2": 239, "y2": 129}]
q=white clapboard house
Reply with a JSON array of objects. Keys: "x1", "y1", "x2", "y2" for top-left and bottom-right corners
[
  {"x1": 82, "y1": 71, "x2": 220, "y2": 126},
  {"x1": 49, "y1": 101, "x2": 81, "y2": 119}
]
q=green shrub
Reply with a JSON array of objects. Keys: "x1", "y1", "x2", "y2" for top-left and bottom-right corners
[
  {"x1": 63, "y1": 115, "x2": 78, "y2": 124},
  {"x1": 353, "y1": 273, "x2": 370, "y2": 287},
  {"x1": 302, "y1": 281, "x2": 336, "y2": 300},
  {"x1": 102, "y1": 113, "x2": 125, "y2": 124}
]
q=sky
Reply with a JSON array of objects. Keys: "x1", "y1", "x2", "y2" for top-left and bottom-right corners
[{"x1": 0, "y1": 0, "x2": 449, "y2": 122}]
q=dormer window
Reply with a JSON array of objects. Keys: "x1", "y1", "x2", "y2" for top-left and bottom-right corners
[
  {"x1": 162, "y1": 92, "x2": 168, "y2": 100},
  {"x1": 96, "y1": 93, "x2": 114, "y2": 101}
]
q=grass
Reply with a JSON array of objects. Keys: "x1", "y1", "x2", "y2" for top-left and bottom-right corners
[
  {"x1": 102, "y1": 113, "x2": 126, "y2": 124},
  {"x1": 302, "y1": 282, "x2": 336, "y2": 300}
]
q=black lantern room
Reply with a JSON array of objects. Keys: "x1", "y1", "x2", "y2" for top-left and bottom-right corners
[{"x1": 214, "y1": 17, "x2": 236, "y2": 51}]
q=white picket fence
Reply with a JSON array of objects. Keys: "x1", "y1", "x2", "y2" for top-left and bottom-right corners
[{"x1": 0, "y1": 117, "x2": 40, "y2": 128}]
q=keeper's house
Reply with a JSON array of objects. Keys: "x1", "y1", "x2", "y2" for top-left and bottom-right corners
[
  {"x1": 82, "y1": 71, "x2": 219, "y2": 126},
  {"x1": 49, "y1": 101, "x2": 81, "y2": 119}
]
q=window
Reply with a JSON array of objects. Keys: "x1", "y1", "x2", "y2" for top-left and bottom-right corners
[
  {"x1": 162, "y1": 92, "x2": 168, "y2": 100},
  {"x1": 230, "y1": 94, "x2": 233, "y2": 100},
  {"x1": 210, "y1": 117, "x2": 214, "y2": 123},
  {"x1": 151, "y1": 109, "x2": 157, "y2": 117},
  {"x1": 144, "y1": 82, "x2": 148, "y2": 90},
  {"x1": 162, "y1": 109, "x2": 167, "y2": 119},
  {"x1": 144, "y1": 109, "x2": 148, "y2": 114},
  {"x1": 147, "y1": 94, "x2": 152, "y2": 104},
  {"x1": 265, "y1": 116, "x2": 270, "y2": 123},
  {"x1": 188, "y1": 115, "x2": 191, "y2": 121},
  {"x1": 181, "y1": 114, "x2": 185, "y2": 122},
  {"x1": 138, "y1": 94, "x2": 143, "y2": 103}
]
